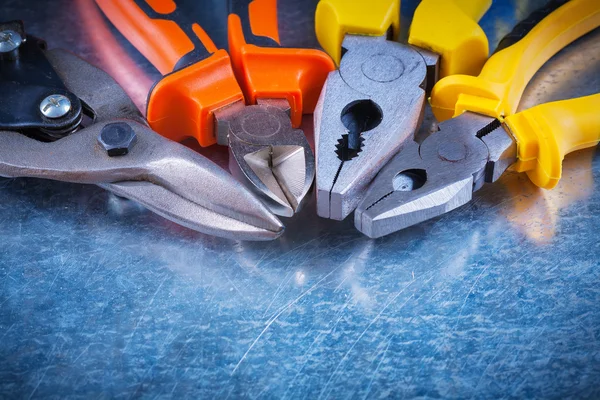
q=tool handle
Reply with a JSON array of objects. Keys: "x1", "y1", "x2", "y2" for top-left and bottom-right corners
[
  {"x1": 494, "y1": 0, "x2": 570, "y2": 54},
  {"x1": 315, "y1": 0, "x2": 401, "y2": 66},
  {"x1": 95, "y1": 0, "x2": 244, "y2": 147},
  {"x1": 506, "y1": 93, "x2": 600, "y2": 189},
  {"x1": 229, "y1": 0, "x2": 281, "y2": 47},
  {"x1": 408, "y1": 0, "x2": 491, "y2": 79},
  {"x1": 228, "y1": 0, "x2": 335, "y2": 127},
  {"x1": 430, "y1": 0, "x2": 600, "y2": 122},
  {"x1": 95, "y1": 0, "x2": 220, "y2": 74}
]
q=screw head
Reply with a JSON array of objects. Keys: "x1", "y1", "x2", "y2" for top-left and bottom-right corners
[
  {"x1": 0, "y1": 30, "x2": 23, "y2": 53},
  {"x1": 98, "y1": 122, "x2": 137, "y2": 157},
  {"x1": 40, "y1": 95, "x2": 72, "y2": 119}
]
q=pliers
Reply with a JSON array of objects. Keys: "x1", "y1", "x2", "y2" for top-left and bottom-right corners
[
  {"x1": 355, "y1": 0, "x2": 600, "y2": 238},
  {"x1": 95, "y1": 0, "x2": 335, "y2": 217},
  {"x1": 0, "y1": 20, "x2": 284, "y2": 241},
  {"x1": 313, "y1": 0, "x2": 492, "y2": 221}
]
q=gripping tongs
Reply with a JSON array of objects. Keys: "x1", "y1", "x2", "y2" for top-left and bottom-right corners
[
  {"x1": 356, "y1": 0, "x2": 600, "y2": 238},
  {"x1": 0, "y1": 21, "x2": 283, "y2": 241}
]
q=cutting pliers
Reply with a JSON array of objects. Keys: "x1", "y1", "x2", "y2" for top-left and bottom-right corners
[
  {"x1": 355, "y1": 0, "x2": 600, "y2": 238},
  {"x1": 0, "y1": 20, "x2": 284, "y2": 241},
  {"x1": 95, "y1": 0, "x2": 335, "y2": 217},
  {"x1": 313, "y1": 0, "x2": 491, "y2": 221}
]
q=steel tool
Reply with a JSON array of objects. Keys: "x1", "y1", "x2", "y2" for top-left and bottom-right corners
[
  {"x1": 313, "y1": 0, "x2": 492, "y2": 221},
  {"x1": 355, "y1": 0, "x2": 600, "y2": 238},
  {"x1": 0, "y1": 20, "x2": 284, "y2": 241},
  {"x1": 95, "y1": 0, "x2": 334, "y2": 217}
]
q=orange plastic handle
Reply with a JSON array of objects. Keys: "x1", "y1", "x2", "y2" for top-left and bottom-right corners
[
  {"x1": 228, "y1": 0, "x2": 335, "y2": 127},
  {"x1": 95, "y1": 0, "x2": 244, "y2": 146}
]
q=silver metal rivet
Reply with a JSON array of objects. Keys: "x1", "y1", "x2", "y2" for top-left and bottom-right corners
[
  {"x1": 0, "y1": 30, "x2": 23, "y2": 53},
  {"x1": 438, "y1": 141, "x2": 467, "y2": 162},
  {"x1": 39, "y1": 95, "x2": 72, "y2": 119}
]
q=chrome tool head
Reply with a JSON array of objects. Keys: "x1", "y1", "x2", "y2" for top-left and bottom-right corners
[
  {"x1": 216, "y1": 101, "x2": 315, "y2": 218},
  {"x1": 355, "y1": 112, "x2": 517, "y2": 238},
  {"x1": 314, "y1": 34, "x2": 428, "y2": 221},
  {"x1": 0, "y1": 33, "x2": 283, "y2": 241}
]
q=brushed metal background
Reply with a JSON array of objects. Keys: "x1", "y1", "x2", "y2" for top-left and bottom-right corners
[{"x1": 1, "y1": 1, "x2": 599, "y2": 398}]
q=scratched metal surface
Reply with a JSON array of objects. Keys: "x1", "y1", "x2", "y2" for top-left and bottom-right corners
[{"x1": 1, "y1": 0, "x2": 600, "y2": 398}]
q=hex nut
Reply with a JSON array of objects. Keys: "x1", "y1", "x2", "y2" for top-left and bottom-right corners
[{"x1": 98, "y1": 122, "x2": 137, "y2": 157}]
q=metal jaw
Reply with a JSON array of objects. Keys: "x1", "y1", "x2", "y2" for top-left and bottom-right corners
[
  {"x1": 354, "y1": 112, "x2": 517, "y2": 238},
  {"x1": 314, "y1": 34, "x2": 427, "y2": 221},
  {"x1": 0, "y1": 47, "x2": 284, "y2": 241},
  {"x1": 215, "y1": 101, "x2": 315, "y2": 217}
]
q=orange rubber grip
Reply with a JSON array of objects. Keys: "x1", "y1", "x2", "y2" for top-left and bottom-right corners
[
  {"x1": 95, "y1": 0, "x2": 244, "y2": 146},
  {"x1": 228, "y1": 0, "x2": 335, "y2": 127}
]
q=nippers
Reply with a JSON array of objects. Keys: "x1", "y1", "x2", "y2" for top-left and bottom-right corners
[
  {"x1": 96, "y1": 0, "x2": 334, "y2": 217},
  {"x1": 0, "y1": 21, "x2": 283, "y2": 241},
  {"x1": 215, "y1": 100, "x2": 314, "y2": 216},
  {"x1": 313, "y1": 0, "x2": 491, "y2": 221},
  {"x1": 355, "y1": 0, "x2": 600, "y2": 238}
]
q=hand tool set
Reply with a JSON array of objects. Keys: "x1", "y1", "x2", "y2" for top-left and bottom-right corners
[
  {"x1": 96, "y1": 0, "x2": 334, "y2": 218},
  {"x1": 0, "y1": 20, "x2": 283, "y2": 241},
  {"x1": 313, "y1": 0, "x2": 491, "y2": 221},
  {"x1": 1, "y1": 0, "x2": 598, "y2": 241}
]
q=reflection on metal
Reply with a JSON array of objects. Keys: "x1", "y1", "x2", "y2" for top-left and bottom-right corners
[
  {"x1": 75, "y1": 0, "x2": 155, "y2": 112},
  {"x1": 501, "y1": 148, "x2": 596, "y2": 244},
  {"x1": 1, "y1": 1, "x2": 599, "y2": 397}
]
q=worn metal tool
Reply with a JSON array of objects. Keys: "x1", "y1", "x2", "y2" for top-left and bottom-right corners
[
  {"x1": 0, "y1": 20, "x2": 283, "y2": 241},
  {"x1": 355, "y1": 0, "x2": 600, "y2": 238},
  {"x1": 95, "y1": 0, "x2": 334, "y2": 217},
  {"x1": 313, "y1": 0, "x2": 492, "y2": 221}
]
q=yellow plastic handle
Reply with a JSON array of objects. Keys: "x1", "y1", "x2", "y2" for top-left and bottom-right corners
[
  {"x1": 430, "y1": 0, "x2": 600, "y2": 122},
  {"x1": 505, "y1": 93, "x2": 600, "y2": 189},
  {"x1": 408, "y1": 0, "x2": 491, "y2": 79},
  {"x1": 315, "y1": 0, "x2": 401, "y2": 66}
]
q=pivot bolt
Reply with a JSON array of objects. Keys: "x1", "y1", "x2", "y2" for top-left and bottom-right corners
[
  {"x1": 0, "y1": 30, "x2": 23, "y2": 54},
  {"x1": 40, "y1": 95, "x2": 72, "y2": 119},
  {"x1": 98, "y1": 123, "x2": 137, "y2": 157},
  {"x1": 438, "y1": 141, "x2": 467, "y2": 162}
]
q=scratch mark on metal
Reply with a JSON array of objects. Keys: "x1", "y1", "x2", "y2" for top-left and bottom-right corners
[
  {"x1": 318, "y1": 281, "x2": 418, "y2": 400},
  {"x1": 363, "y1": 335, "x2": 393, "y2": 400},
  {"x1": 262, "y1": 271, "x2": 294, "y2": 318},
  {"x1": 232, "y1": 263, "x2": 344, "y2": 374},
  {"x1": 282, "y1": 332, "x2": 323, "y2": 400},
  {"x1": 123, "y1": 276, "x2": 167, "y2": 353}
]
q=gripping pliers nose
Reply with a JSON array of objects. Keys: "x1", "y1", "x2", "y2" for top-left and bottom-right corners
[
  {"x1": 95, "y1": 0, "x2": 335, "y2": 217},
  {"x1": 0, "y1": 20, "x2": 284, "y2": 240},
  {"x1": 355, "y1": 0, "x2": 600, "y2": 238},
  {"x1": 313, "y1": 0, "x2": 491, "y2": 221}
]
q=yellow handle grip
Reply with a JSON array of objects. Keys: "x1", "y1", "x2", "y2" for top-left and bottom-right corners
[
  {"x1": 315, "y1": 0, "x2": 401, "y2": 66},
  {"x1": 408, "y1": 0, "x2": 491, "y2": 79},
  {"x1": 431, "y1": 0, "x2": 600, "y2": 122},
  {"x1": 506, "y1": 93, "x2": 600, "y2": 189}
]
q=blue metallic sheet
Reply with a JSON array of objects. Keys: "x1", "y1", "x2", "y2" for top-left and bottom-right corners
[{"x1": 1, "y1": 0, "x2": 599, "y2": 398}]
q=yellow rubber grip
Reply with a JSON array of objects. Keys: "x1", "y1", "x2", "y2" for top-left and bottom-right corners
[
  {"x1": 315, "y1": 0, "x2": 401, "y2": 66},
  {"x1": 430, "y1": 0, "x2": 600, "y2": 122},
  {"x1": 408, "y1": 0, "x2": 491, "y2": 79},
  {"x1": 505, "y1": 94, "x2": 600, "y2": 189}
]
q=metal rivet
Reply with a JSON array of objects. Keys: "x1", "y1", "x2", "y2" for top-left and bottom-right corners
[
  {"x1": 98, "y1": 122, "x2": 137, "y2": 157},
  {"x1": 40, "y1": 95, "x2": 72, "y2": 119},
  {"x1": 0, "y1": 30, "x2": 23, "y2": 53},
  {"x1": 438, "y1": 141, "x2": 467, "y2": 162},
  {"x1": 361, "y1": 54, "x2": 404, "y2": 83}
]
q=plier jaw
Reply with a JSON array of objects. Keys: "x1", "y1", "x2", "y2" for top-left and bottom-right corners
[
  {"x1": 314, "y1": 34, "x2": 427, "y2": 221},
  {"x1": 215, "y1": 102, "x2": 315, "y2": 217},
  {"x1": 355, "y1": 112, "x2": 517, "y2": 238}
]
